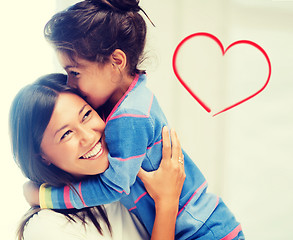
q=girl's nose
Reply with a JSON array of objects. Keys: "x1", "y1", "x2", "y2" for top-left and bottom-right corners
[{"x1": 67, "y1": 77, "x2": 76, "y2": 88}]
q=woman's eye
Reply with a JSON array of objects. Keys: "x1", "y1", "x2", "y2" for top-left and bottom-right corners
[
  {"x1": 61, "y1": 130, "x2": 72, "y2": 140},
  {"x1": 83, "y1": 110, "x2": 92, "y2": 121}
]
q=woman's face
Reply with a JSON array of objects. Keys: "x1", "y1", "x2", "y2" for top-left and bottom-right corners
[
  {"x1": 57, "y1": 52, "x2": 121, "y2": 109},
  {"x1": 40, "y1": 92, "x2": 109, "y2": 178}
]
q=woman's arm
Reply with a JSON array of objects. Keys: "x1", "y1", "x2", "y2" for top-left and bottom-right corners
[
  {"x1": 138, "y1": 127, "x2": 185, "y2": 240},
  {"x1": 23, "y1": 126, "x2": 184, "y2": 239}
]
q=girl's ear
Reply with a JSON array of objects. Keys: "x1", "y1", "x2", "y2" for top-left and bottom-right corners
[
  {"x1": 40, "y1": 154, "x2": 51, "y2": 166},
  {"x1": 110, "y1": 49, "x2": 127, "y2": 71}
]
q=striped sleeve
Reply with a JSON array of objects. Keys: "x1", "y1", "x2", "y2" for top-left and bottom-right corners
[
  {"x1": 100, "y1": 110, "x2": 154, "y2": 194},
  {"x1": 39, "y1": 184, "x2": 52, "y2": 209},
  {"x1": 39, "y1": 174, "x2": 131, "y2": 209}
]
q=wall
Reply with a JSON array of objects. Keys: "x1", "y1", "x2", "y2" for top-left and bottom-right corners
[{"x1": 142, "y1": 0, "x2": 293, "y2": 239}]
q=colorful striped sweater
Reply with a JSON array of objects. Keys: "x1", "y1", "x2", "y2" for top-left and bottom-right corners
[{"x1": 40, "y1": 74, "x2": 243, "y2": 239}]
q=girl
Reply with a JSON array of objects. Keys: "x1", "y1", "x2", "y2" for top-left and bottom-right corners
[
  {"x1": 27, "y1": 0, "x2": 244, "y2": 239},
  {"x1": 10, "y1": 73, "x2": 185, "y2": 240}
]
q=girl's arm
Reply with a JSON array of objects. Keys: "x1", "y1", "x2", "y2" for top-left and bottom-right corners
[
  {"x1": 46, "y1": 110, "x2": 155, "y2": 209},
  {"x1": 22, "y1": 113, "x2": 154, "y2": 209},
  {"x1": 22, "y1": 119, "x2": 176, "y2": 210},
  {"x1": 138, "y1": 127, "x2": 185, "y2": 240}
]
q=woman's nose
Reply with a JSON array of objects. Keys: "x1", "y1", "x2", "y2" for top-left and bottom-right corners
[{"x1": 79, "y1": 127, "x2": 95, "y2": 146}]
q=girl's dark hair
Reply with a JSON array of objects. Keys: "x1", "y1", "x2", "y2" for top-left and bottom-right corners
[
  {"x1": 9, "y1": 73, "x2": 111, "y2": 239},
  {"x1": 44, "y1": 0, "x2": 152, "y2": 76}
]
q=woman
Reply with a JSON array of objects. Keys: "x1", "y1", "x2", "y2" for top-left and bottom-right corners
[{"x1": 10, "y1": 73, "x2": 185, "y2": 240}]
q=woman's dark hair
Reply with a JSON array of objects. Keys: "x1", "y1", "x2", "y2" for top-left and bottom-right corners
[
  {"x1": 10, "y1": 73, "x2": 75, "y2": 186},
  {"x1": 9, "y1": 73, "x2": 111, "y2": 239},
  {"x1": 44, "y1": 0, "x2": 152, "y2": 76}
]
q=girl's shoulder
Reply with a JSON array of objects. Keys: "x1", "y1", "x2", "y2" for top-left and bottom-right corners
[{"x1": 113, "y1": 75, "x2": 155, "y2": 116}]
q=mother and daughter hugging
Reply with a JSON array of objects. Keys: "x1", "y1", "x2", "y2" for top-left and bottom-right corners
[{"x1": 9, "y1": 0, "x2": 244, "y2": 239}]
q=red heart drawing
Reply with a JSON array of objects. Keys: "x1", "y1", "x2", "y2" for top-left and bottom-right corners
[{"x1": 172, "y1": 32, "x2": 271, "y2": 117}]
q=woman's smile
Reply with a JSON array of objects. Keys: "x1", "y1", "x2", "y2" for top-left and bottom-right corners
[{"x1": 80, "y1": 138, "x2": 104, "y2": 160}]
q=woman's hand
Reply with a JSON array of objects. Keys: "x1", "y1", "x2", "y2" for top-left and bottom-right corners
[
  {"x1": 137, "y1": 126, "x2": 185, "y2": 239},
  {"x1": 138, "y1": 126, "x2": 185, "y2": 208}
]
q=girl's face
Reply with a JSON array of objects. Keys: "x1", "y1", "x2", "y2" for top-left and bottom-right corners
[
  {"x1": 57, "y1": 52, "x2": 123, "y2": 109},
  {"x1": 40, "y1": 92, "x2": 109, "y2": 178}
]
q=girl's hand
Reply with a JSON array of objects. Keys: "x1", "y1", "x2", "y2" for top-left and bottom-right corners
[
  {"x1": 23, "y1": 181, "x2": 40, "y2": 207},
  {"x1": 138, "y1": 126, "x2": 186, "y2": 210}
]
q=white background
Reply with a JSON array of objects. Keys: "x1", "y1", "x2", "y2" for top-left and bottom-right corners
[{"x1": 1, "y1": 0, "x2": 293, "y2": 239}]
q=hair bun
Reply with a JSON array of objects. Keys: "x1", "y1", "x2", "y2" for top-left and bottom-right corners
[{"x1": 88, "y1": 0, "x2": 140, "y2": 12}]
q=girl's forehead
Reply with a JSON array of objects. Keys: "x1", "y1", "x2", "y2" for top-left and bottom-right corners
[
  {"x1": 58, "y1": 51, "x2": 92, "y2": 70},
  {"x1": 57, "y1": 52, "x2": 78, "y2": 67}
]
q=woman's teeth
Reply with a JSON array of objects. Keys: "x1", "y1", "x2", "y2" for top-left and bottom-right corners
[{"x1": 82, "y1": 142, "x2": 102, "y2": 159}]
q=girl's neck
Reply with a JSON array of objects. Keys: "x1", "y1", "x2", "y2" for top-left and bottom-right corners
[{"x1": 103, "y1": 73, "x2": 136, "y2": 117}]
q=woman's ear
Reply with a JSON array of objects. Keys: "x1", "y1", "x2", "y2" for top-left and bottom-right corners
[{"x1": 110, "y1": 49, "x2": 127, "y2": 71}]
